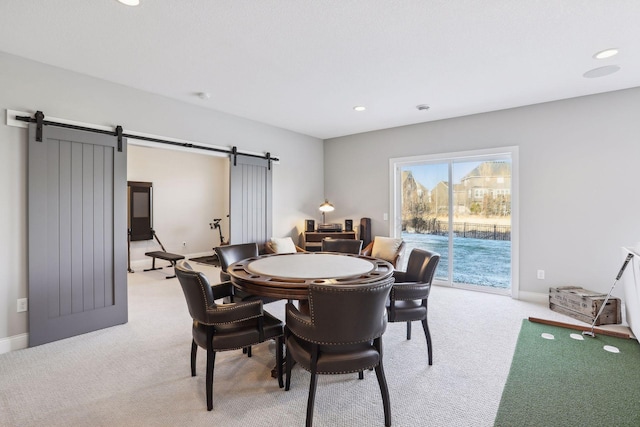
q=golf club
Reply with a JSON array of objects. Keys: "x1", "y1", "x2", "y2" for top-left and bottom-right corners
[{"x1": 583, "y1": 252, "x2": 634, "y2": 337}]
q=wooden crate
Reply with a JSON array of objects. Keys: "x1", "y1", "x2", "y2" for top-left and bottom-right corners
[{"x1": 549, "y1": 286, "x2": 622, "y2": 326}]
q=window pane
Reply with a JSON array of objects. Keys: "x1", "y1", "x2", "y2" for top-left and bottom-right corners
[
  {"x1": 452, "y1": 160, "x2": 511, "y2": 289},
  {"x1": 401, "y1": 163, "x2": 449, "y2": 281}
]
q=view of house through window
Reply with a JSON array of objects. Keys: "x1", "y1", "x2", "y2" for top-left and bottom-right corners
[{"x1": 393, "y1": 149, "x2": 516, "y2": 294}]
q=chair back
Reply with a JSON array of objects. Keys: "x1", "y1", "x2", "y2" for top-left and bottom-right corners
[
  {"x1": 175, "y1": 260, "x2": 216, "y2": 323},
  {"x1": 307, "y1": 279, "x2": 393, "y2": 344},
  {"x1": 215, "y1": 243, "x2": 259, "y2": 281},
  {"x1": 404, "y1": 249, "x2": 440, "y2": 285},
  {"x1": 362, "y1": 237, "x2": 406, "y2": 268},
  {"x1": 321, "y1": 238, "x2": 363, "y2": 254}
]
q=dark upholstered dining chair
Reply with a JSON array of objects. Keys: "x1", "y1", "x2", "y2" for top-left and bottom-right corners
[
  {"x1": 215, "y1": 243, "x2": 259, "y2": 283},
  {"x1": 386, "y1": 248, "x2": 440, "y2": 365},
  {"x1": 321, "y1": 237, "x2": 363, "y2": 254},
  {"x1": 215, "y1": 243, "x2": 277, "y2": 304},
  {"x1": 285, "y1": 279, "x2": 394, "y2": 427},
  {"x1": 174, "y1": 261, "x2": 284, "y2": 411}
]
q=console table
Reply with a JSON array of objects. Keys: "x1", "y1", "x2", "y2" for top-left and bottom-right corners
[{"x1": 303, "y1": 231, "x2": 356, "y2": 251}]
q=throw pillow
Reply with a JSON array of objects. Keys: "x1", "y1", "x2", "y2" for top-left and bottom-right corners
[
  {"x1": 270, "y1": 237, "x2": 297, "y2": 254},
  {"x1": 371, "y1": 236, "x2": 403, "y2": 262}
]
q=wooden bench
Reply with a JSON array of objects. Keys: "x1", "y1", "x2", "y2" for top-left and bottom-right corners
[{"x1": 144, "y1": 251, "x2": 185, "y2": 279}]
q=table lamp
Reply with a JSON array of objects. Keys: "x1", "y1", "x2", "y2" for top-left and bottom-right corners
[{"x1": 319, "y1": 200, "x2": 334, "y2": 225}]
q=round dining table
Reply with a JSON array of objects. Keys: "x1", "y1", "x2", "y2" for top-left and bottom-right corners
[{"x1": 227, "y1": 251, "x2": 394, "y2": 300}]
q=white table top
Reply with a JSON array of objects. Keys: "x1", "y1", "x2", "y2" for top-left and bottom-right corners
[{"x1": 246, "y1": 253, "x2": 374, "y2": 279}]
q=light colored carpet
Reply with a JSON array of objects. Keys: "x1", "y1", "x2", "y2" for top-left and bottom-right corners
[{"x1": 0, "y1": 263, "x2": 612, "y2": 426}]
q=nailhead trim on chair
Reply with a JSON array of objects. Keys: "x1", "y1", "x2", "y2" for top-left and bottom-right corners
[
  {"x1": 390, "y1": 283, "x2": 430, "y2": 301},
  {"x1": 287, "y1": 309, "x2": 313, "y2": 327},
  {"x1": 194, "y1": 272, "x2": 210, "y2": 314},
  {"x1": 309, "y1": 282, "x2": 391, "y2": 324},
  {"x1": 209, "y1": 303, "x2": 262, "y2": 324},
  {"x1": 295, "y1": 363, "x2": 378, "y2": 375},
  {"x1": 294, "y1": 335, "x2": 382, "y2": 346},
  {"x1": 295, "y1": 283, "x2": 389, "y2": 345},
  {"x1": 189, "y1": 271, "x2": 264, "y2": 325}
]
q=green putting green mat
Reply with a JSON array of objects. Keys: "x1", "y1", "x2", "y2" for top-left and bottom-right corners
[{"x1": 494, "y1": 319, "x2": 640, "y2": 427}]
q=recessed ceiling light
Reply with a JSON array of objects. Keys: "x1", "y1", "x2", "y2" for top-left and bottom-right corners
[
  {"x1": 353, "y1": 106, "x2": 366, "y2": 112},
  {"x1": 583, "y1": 65, "x2": 621, "y2": 78},
  {"x1": 117, "y1": 0, "x2": 140, "y2": 6},
  {"x1": 593, "y1": 48, "x2": 619, "y2": 59}
]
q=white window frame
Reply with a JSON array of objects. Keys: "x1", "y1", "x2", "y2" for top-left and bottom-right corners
[{"x1": 389, "y1": 146, "x2": 520, "y2": 298}]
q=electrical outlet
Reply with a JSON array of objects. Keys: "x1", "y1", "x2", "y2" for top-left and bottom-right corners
[
  {"x1": 17, "y1": 298, "x2": 28, "y2": 313},
  {"x1": 537, "y1": 270, "x2": 545, "y2": 280},
  {"x1": 383, "y1": 213, "x2": 388, "y2": 221}
]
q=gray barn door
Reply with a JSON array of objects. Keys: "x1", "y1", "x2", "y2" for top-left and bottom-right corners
[
  {"x1": 229, "y1": 155, "x2": 272, "y2": 244},
  {"x1": 28, "y1": 124, "x2": 128, "y2": 347}
]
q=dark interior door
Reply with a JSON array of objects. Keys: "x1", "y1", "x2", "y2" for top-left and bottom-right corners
[{"x1": 28, "y1": 124, "x2": 128, "y2": 347}]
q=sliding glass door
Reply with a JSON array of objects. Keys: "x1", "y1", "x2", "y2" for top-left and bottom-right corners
[{"x1": 391, "y1": 147, "x2": 518, "y2": 296}]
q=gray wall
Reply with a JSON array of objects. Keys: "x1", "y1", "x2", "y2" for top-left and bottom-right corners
[
  {"x1": 324, "y1": 87, "x2": 640, "y2": 298},
  {"x1": 0, "y1": 52, "x2": 324, "y2": 346}
]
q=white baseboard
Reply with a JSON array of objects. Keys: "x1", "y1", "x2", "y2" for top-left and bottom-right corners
[
  {"x1": 0, "y1": 333, "x2": 28, "y2": 354},
  {"x1": 517, "y1": 291, "x2": 548, "y2": 304}
]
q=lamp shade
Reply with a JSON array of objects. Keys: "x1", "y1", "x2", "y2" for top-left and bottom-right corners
[{"x1": 319, "y1": 200, "x2": 335, "y2": 212}]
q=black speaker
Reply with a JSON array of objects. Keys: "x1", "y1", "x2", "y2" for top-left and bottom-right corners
[
  {"x1": 345, "y1": 219, "x2": 353, "y2": 232},
  {"x1": 360, "y1": 217, "x2": 372, "y2": 248},
  {"x1": 305, "y1": 219, "x2": 315, "y2": 232}
]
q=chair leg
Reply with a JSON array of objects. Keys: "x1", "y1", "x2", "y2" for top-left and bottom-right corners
[
  {"x1": 206, "y1": 346, "x2": 216, "y2": 411},
  {"x1": 306, "y1": 371, "x2": 318, "y2": 427},
  {"x1": 422, "y1": 318, "x2": 433, "y2": 365},
  {"x1": 191, "y1": 340, "x2": 198, "y2": 377},
  {"x1": 375, "y1": 362, "x2": 392, "y2": 427},
  {"x1": 305, "y1": 345, "x2": 319, "y2": 427},
  {"x1": 276, "y1": 336, "x2": 284, "y2": 389},
  {"x1": 374, "y1": 338, "x2": 391, "y2": 427},
  {"x1": 406, "y1": 321, "x2": 412, "y2": 340},
  {"x1": 247, "y1": 346, "x2": 252, "y2": 357},
  {"x1": 285, "y1": 341, "x2": 293, "y2": 391},
  {"x1": 358, "y1": 371, "x2": 364, "y2": 380}
]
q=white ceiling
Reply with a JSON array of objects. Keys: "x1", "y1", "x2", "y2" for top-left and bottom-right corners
[{"x1": 1, "y1": 1, "x2": 639, "y2": 139}]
